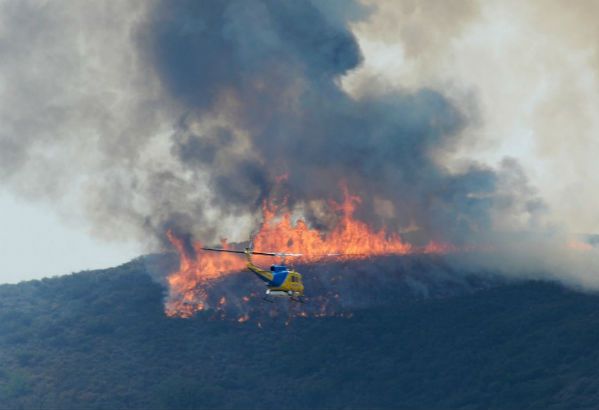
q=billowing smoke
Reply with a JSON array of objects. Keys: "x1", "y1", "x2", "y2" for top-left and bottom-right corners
[
  {"x1": 0, "y1": 0, "x2": 594, "y2": 287},
  {"x1": 135, "y1": 0, "x2": 542, "y2": 246}
]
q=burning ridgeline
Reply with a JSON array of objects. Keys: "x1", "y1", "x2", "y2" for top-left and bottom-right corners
[
  {"x1": 163, "y1": 252, "x2": 502, "y2": 322},
  {"x1": 164, "y1": 187, "x2": 497, "y2": 320}
]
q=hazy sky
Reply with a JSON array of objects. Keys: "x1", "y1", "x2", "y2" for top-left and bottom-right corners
[
  {"x1": 1, "y1": 0, "x2": 599, "y2": 284},
  {"x1": 0, "y1": 188, "x2": 141, "y2": 283}
]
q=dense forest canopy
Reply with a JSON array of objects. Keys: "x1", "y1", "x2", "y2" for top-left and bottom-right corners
[{"x1": 1, "y1": 258, "x2": 599, "y2": 409}]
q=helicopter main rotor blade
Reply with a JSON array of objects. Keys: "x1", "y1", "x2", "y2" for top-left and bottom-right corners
[
  {"x1": 200, "y1": 247, "x2": 371, "y2": 258},
  {"x1": 200, "y1": 247, "x2": 246, "y2": 255},
  {"x1": 200, "y1": 247, "x2": 303, "y2": 257}
]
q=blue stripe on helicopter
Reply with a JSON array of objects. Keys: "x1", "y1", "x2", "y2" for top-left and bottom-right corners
[{"x1": 269, "y1": 270, "x2": 288, "y2": 287}]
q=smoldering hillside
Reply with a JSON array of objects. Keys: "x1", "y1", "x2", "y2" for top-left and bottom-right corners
[{"x1": 147, "y1": 251, "x2": 505, "y2": 318}]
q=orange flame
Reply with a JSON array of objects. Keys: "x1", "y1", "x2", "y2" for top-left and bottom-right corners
[
  {"x1": 253, "y1": 187, "x2": 412, "y2": 262},
  {"x1": 165, "y1": 187, "x2": 451, "y2": 317}
]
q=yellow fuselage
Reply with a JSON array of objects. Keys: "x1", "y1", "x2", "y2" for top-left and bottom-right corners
[{"x1": 244, "y1": 251, "x2": 304, "y2": 296}]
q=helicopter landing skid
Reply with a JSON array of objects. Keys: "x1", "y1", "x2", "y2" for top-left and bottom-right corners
[{"x1": 262, "y1": 294, "x2": 305, "y2": 303}]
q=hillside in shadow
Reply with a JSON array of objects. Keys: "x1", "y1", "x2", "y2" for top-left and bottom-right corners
[{"x1": 1, "y1": 257, "x2": 599, "y2": 409}]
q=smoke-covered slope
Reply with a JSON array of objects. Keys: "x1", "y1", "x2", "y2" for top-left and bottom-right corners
[{"x1": 1, "y1": 260, "x2": 599, "y2": 409}]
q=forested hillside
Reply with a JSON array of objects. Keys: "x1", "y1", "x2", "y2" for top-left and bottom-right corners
[{"x1": 1, "y1": 259, "x2": 599, "y2": 409}]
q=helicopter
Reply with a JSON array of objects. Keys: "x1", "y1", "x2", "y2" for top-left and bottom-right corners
[{"x1": 200, "y1": 245, "x2": 307, "y2": 302}]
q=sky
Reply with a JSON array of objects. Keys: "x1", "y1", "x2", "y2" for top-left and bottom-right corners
[
  {"x1": 0, "y1": 188, "x2": 141, "y2": 283},
  {"x1": 1, "y1": 0, "x2": 599, "y2": 284}
]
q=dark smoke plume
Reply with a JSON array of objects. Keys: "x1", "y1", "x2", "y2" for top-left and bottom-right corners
[
  {"x1": 136, "y1": 0, "x2": 542, "y2": 247},
  {"x1": 0, "y1": 0, "x2": 542, "y2": 253}
]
